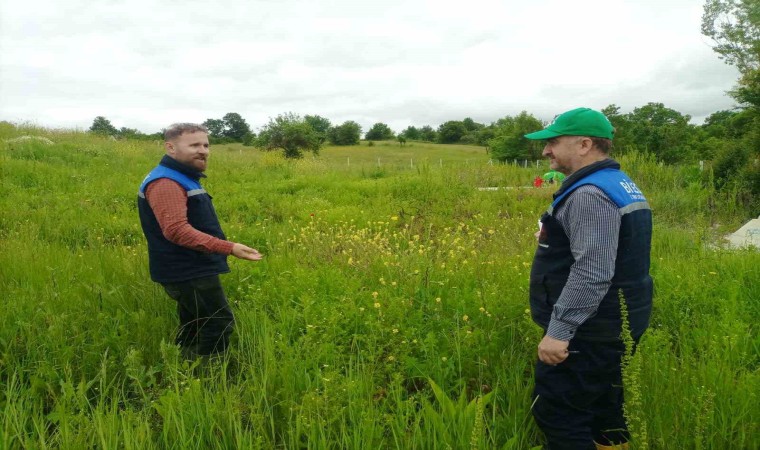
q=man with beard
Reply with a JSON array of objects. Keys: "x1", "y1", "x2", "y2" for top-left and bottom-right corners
[
  {"x1": 525, "y1": 108, "x2": 653, "y2": 450},
  {"x1": 138, "y1": 123, "x2": 262, "y2": 358}
]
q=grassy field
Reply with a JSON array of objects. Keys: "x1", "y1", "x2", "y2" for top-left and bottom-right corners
[{"x1": 1, "y1": 124, "x2": 758, "y2": 449}]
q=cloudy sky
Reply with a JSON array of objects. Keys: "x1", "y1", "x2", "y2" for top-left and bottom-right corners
[{"x1": 0, "y1": 0, "x2": 740, "y2": 134}]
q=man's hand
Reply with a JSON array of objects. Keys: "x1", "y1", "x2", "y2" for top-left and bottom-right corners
[
  {"x1": 231, "y1": 243, "x2": 263, "y2": 261},
  {"x1": 538, "y1": 335, "x2": 570, "y2": 365}
]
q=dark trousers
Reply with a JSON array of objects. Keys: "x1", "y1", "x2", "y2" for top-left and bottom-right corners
[
  {"x1": 161, "y1": 275, "x2": 234, "y2": 356},
  {"x1": 532, "y1": 338, "x2": 633, "y2": 450}
]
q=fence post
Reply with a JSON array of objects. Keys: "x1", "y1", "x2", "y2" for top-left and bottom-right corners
[
  {"x1": 699, "y1": 160, "x2": 704, "y2": 171},
  {"x1": 410, "y1": 158, "x2": 414, "y2": 169},
  {"x1": 524, "y1": 160, "x2": 528, "y2": 168},
  {"x1": 347, "y1": 157, "x2": 350, "y2": 167}
]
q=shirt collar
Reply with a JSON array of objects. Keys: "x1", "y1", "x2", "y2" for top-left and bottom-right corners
[{"x1": 553, "y1": 158, "x2": 620, "y2": 201}]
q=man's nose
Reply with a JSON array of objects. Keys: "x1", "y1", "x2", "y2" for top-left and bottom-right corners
[{"x1": 542, "y1": 145, "x2": 551, "y2": 156}]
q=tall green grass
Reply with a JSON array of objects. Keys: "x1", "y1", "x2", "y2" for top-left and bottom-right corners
[{"x1": 1, "y1": 126, "x2": 757, "y2": 449}]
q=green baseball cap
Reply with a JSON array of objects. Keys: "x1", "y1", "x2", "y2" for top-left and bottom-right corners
[{"x1": 524, "y1": 107, "x2": 614, "y2": 140}]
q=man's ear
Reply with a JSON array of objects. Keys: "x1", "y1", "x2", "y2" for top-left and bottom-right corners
[
  {"x1": 578, "y1": 137, "x2": 594, "y2": 156},
  {"x1": 164, "y1": 141, "x2": 174, "y2": 154}
]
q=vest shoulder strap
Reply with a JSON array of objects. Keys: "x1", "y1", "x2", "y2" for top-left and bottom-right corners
[
  {"x1": 138, "y1": 165, "x2": 202, "y2": 197},
  {"x1": 550, "y1": 168, "x2": 648, "y2": 214}
]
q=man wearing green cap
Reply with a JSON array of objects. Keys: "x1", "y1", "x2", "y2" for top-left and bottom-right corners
[{"x1": 525, "y1": 108, "x2": 653, "y2": 450}]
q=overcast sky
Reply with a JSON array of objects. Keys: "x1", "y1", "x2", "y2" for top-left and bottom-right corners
[{"x1": 0, "y1": 0, "x2": 741, "y2": 134}]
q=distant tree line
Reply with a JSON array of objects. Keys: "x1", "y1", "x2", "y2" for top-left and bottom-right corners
[
  {"x1": 89, "y1": 105, "x2": 755, "y2": 164},
  {"x1": 88, "y1": 116, "x2": 163, "y2": 141},
  {"x1": 89, "y1": 113, "x2": 362, "y2": 158},
  {"x1": 87, "y1": 0, "x2": 757, "y2": 208},
  {"x1": 87, "y1": 101, "x2": 758, "y2": 167},
  {"x1": 87, "y1": 102, "x2": 758, "y2": 172}
]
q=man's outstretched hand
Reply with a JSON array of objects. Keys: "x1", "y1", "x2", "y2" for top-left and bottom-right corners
[{"x1": 231, "y1": 243, "x2": 263, "y2": 261}]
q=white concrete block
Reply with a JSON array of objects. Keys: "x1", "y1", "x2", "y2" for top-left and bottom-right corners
[{"x1": 725, "y1": 218, "x2": 760, "y2": 249}]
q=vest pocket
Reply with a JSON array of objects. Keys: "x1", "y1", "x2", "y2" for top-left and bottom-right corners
[
  {"x1": 529, "y1": 274, "x2": 553, "y2": 331},
  {"x1": 529, "y1": 274, "x2": 547, "y2": 300},
  {"x1": 543, "y1": 274, "x2": 568, "y2": 304}
]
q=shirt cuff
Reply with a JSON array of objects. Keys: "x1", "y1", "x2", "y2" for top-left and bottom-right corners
[
  {"x1": 546, "y1": 319, "x2": 577, "y2": 341},
  {"x1": 215, "y1": 240, "x2": 235, "y2": 255}
]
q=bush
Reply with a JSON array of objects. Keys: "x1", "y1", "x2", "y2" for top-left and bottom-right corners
[
  {"x1": 738, "y1": 157, "x2": 760, "y2": 211},
  {"x1": 711, "y1": 143, "x2": 749, "y2": 188}
]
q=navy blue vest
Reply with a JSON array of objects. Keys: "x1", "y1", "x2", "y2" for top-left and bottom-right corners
[
  {"x1": 530, "y1": 161, "x2": 653, "y2": 341},
  {"x1": 137, "y1": 155, "x2": 229, "y2": 283}
]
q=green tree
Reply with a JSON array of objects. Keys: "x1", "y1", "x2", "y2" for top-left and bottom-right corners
[
  {"x1": 256, "y1": 113, "x2": 321, "y2": 159},
  {"x1": 624, "y1": 103, "x2": 697, "y2": 163},
  {"x1": 712, "y1": 142, "x2": 751, "y2": 187},
  {"x1": 365, "y1": 122, "x2": 395, "y2": 140},
  {"x1": 418, "y1": 125, "x2": 437, "y2": 142},
  {"x1": 89, "y1": 116, "x2": 118, "y2": 136},
  {"x1": 700, "y1": 109, "x2": 758, "y2": 139},
  {"x1": 304, "y1": 115, "x2": 332, "y2": 143},
  {"x1": 600, "y1": 104, "x2": 633, "y2": 152},
  {"x1": 702, "y1": 0, "x2": 760, "y2": 108},
  {"x1": 476, "y1": 125, "x2": 496, "y2": 147},
  {"x1": 462, "y1": 117, "x2": 483, "y2": 131},
  {"x1": 733, "y1": 69, "x2": 760, "y2": 108},
  {"x1": 437, "y1": 121, "x2": 467, "y2": 144},
  {"x1": 700, "y1": 0, "x2": 760, "y2": 209},
  {"x1": 487, "y1": 111, "x2": 543, "y2": 161},
  {"x1": 222, "y1": 113, "x2": 252, "y2": 142},
  {"x1": 460, "y1": 117, "x2": 485, "y2": 145},
  {"x1": 402, "y1": 126, "x2": 420, "y2": 140},
  {"x1": 242, "y1": 132, "x2": 257, "y2": 147},
  {"x1": 328, "y1": 121, "x2": 362, "y2": 146},
  {"x1": 202, "y1": 118, "x2": 225, "y2": 139},
  {"x1": 117, "y1": 127, "x2": 142, "y2": 140}
]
